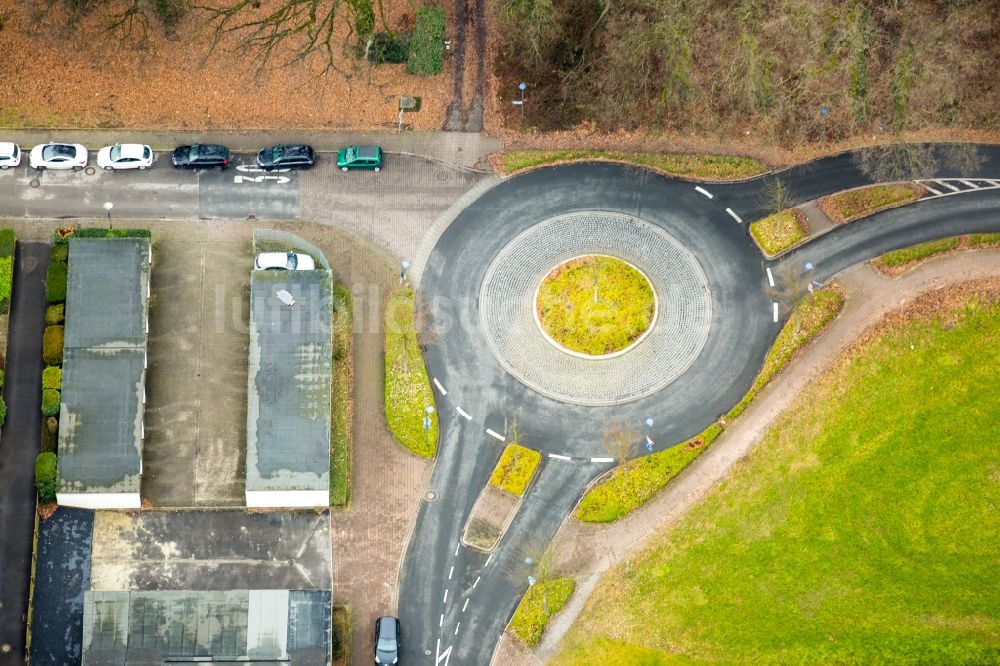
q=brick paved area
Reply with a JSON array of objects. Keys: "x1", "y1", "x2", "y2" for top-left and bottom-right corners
[{"x1": 530, "y1": 250, "x2": 1000, "y2": 660}]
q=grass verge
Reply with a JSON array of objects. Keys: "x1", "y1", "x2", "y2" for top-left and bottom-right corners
[
  {"x1": 331, "y1": 605, "x2": 350, "y2": 666},
  {"x1": 537, "y1": 256, "x2": 655, "y2": 355},
  {"x1": 874, "y1": 233, "x2": 1000, "y2": 275},
  {"x1": 749, "y1": 209, "x2": 808, "y2": 256},
  {"x1": 558, "y1": 284, "x2": 1000, "y2": 664},
  {"x1": 488, "y1": 444, "x2": 542, "y2": 497},
  {"x1": 500, "y1": 150, "x2": 768, "y2": 180},
  {"x1": 384, "y1": 287, "x2": 437, "y2": 458},
  {"x1": 576, "y1": 289, "x2": 842, "y2": 523},
  {"x1": 510, "y1": 578, "x2": 576, "y2": 648},
  {"x1": 330, "y1": 285, "x2": 353, "y2": 506},
  {"x1": 819, "y1": 183, "x2": 924, "y2": 223}
]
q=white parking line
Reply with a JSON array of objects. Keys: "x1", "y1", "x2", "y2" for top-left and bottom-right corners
[
  {"x1": 485, "y1": 428, "x2": 505, "y2": 441},
  {"x1": 590, "y1": 457, "x2": 614, "y2": 463},
  {"x1": 772, "y1": 302, "x2": 779, "y2": 323},
  {"x1": 433, "y1": 377, "x2": 447, "y2": 395},
  {"x1": 766, "y1": 267, "x2": 775, "y2": 287},
  {"x1": 462, "y1": 598, "x2": 470, "y2": 612},
  {"x1": 725, "y1": 207, "x2": 742, "y2": 223},
  {"x1": 454, "y1": 622, "x2": 461, "y2": 636},
  {"x1": 548, "y1": 453, "x2": 572, "y2": 461},
  {"x1": 695, "y1": 186, "x2": 714, "y2": 199},
  {"x1": 456, "y1": 406, "x2": 472, "y2": 420},
  {"x1": 448, "y1": 566, "x2": 454, "y2": 580}
]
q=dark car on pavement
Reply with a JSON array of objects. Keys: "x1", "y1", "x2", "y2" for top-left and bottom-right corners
[
  {"x1": 172, "y1": 144, "x2": 231, "y2": 169},
  {"x1": 256, "y1": 144, "x2": 315, "y2": 171},
  {"x1": 337, "y1": 144, "x2": 383, "y2": 171},
  {"x1": 374, "y1": 616, "x2": 400, "y2": 664}
]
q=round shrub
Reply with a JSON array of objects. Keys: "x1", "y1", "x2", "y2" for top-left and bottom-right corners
[
  {"x1": 368, "y1": 32, "x2": 408, "y2": 64},
  {"x1": 45, "y1": 303, "x2": 65, "y2": 324},
  {"x1": 43, "y1": 325, "x2": 64, "y2": 365},
  {"x1": 35, "y1": 452, "x2": 58, "y2": 503},
  {"x1": 45, "y1": 260, "x2": 68, "y2": 305},
  {"x1": 47, "y1": 416, "x2": 58, "y2": 434},
  {"x1": 42, "y1": 366, "x2": 62, "y2": 390},
  {"x1": 41, "y1": 389, "x2": 60, "y2": 417}
]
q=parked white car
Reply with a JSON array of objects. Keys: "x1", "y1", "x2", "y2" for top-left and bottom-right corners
[
  {"x1": 254, "y1": 252, "x2": 316, "y2": 271},
  {"x1": 97, "y1": 143, "x2": 153, "y2": 170},
  {"x1": 0, "y1": 142, "x2": 21, "y2": 169},
  {"x1": 29, "y1": 142, "x2": 88, "y2": 171}
]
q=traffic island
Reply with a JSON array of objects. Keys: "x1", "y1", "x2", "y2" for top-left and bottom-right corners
[{"x1": 462, "y1": 444, "x2": 541, "y2": 552}]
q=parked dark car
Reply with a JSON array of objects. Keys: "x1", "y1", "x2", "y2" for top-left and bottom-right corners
[
  {"x1": 172, "y1": 144, "x2": 230, "y2": 169},
  {"x1": 256, "y1": 144, "x2": 315, "y2": 171},
  {"x1": 337, "y1": 144, "x2": 383, "y2": 171},
  {"x1": 374, "y1": 616, "x2": 400, "y2": 665}
]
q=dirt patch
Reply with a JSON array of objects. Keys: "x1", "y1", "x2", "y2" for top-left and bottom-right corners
[
  {"x1": 462, "y1": 485, "x2": 521, "y2": 552},
  {"x1": 0, "y1": 1, "x2": 453, "y2": 130}
]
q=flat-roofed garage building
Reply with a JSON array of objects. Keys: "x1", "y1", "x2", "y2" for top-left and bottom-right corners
[
  {"x1": 246, "y1": 269, "x2": 332, "y2": 508},
  {"x1": 82, "y1": 589, "x2": 332, "y2": 665},
  {"x1": 57, "y1": 237, "x2": 151, "y2": 510}
]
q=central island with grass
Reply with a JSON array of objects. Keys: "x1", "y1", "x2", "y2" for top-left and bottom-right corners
[{"x1": 534, "y1": 255, "x2": 657, "y2": 357}]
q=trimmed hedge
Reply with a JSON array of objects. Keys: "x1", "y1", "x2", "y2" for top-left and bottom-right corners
[
  {"x1": 0, "y1": 368, "x2": 4, "y2": 389},
  {"x1": 35, "y1": 452, "x2": 58, "y2": 503},
  {"x1": 46, "y1": 260, "x2": 68, "y2": 304},
  {"x1": 0, "y1": 229, "x2": 14, "y2": 256},
  {"x1": 43, "y1": 325, "x2": 64, "y2": 365},
  {"x1": 45, "y1": 303, "x2": 65, "y2": 324},
  {"x1": 41, "y1": 388, "x2": 60, "y2": 417},
  {"x1": 60, "y1": 227, "x2": 151, "y2": 239},
  {"x1": 0, "y1": 229, "x2": 14, "y2": 314},
  {"x1": 50, "y1": 242, "x2": 69, "y2": 263},
  {"x1": 42, "y1": 366, "x2": 62, "y2": 390},
  {"x1": 368, "y1": 32, "x2": 408, "y2": 63},
  {"x1": 407, "y1": 6, "x2": 445, "y2": 75}
]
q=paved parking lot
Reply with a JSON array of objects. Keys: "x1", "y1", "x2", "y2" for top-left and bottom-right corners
[
  {"x1": 89, "y1": 510, "x2": 332, "y2": 591},
  {"x1": 142, "y1": 227, "x2": 253, "y2": 507}
]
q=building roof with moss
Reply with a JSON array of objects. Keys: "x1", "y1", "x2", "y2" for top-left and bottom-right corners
[
  {"x1": 58, "y1": 238, "x2": 150, "y2": 498},
  {"x1": 246, "y1": 269, "x2": 332, "y2": 497}
]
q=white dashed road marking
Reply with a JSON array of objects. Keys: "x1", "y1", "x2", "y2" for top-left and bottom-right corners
[
  {"x1": 766, "y1": 267, "x2": 775, "y2": 287},
  {"x1": 433, "y1": 377, "x2": 447, "y2": 395},
  {"x1": 443, "y1": 589, "x2": 448, "y2": 604},
  {"x1": 454, "y1": 622, "x2": 461, "y2": 636},
  {"x1": 772, "y1": 302, "x2": 779, "y2": 323},
  {"x1": 456, "y1": 406, "x2": 472, "y2": 420},
  {"x1": 455, "y1": 543, "x2": 460, "y2": 556},
  {"x1": 695, "y1": 186, "x2": 714, "y2": 199},
  {"x1": 548, "y1": 453, "x2": 572, "y2": 461},
  {"x1": 590, "y1": 457, "x2": 614, "y2": 463},
  {"x1": 725, "y1": 207, "x2": 742, "y2": 223},
  {"x1": 439, "y1": 613, "x2": 444, "y2": 628},
  {"x1": 485, "y1": 428, "x2": 505, "y2": 441},
  {"x1": 473, "y1": 576, "x2": 481, "y2": 589},
  {"x1": 448, "y1": 566, "x2": 454, "y2": 580},
  {"x1": 462, "y1": 598, "x2": 469, "y2": 612}
]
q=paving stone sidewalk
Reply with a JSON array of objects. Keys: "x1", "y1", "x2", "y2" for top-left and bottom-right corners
[{"x1": 518, "y1": 250, "x2": 1000, "y2": 662}]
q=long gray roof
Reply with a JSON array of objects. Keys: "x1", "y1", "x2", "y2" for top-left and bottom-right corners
[
  {"x1": 58, "y1": 238, "x2": 150, "y2": 495},
  {"x1": 82, "y1": 589, "x2": 331, "y2": 665},
  {"x1": 246, "y1": 270, "x2": 332, "y2": 494}
]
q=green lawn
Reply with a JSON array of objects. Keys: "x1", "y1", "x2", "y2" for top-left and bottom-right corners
[
  {"x1": 875, "y1": 233, "x2": 1000, "y2": 272},
  {"x1": 330, "y1": 285, "x2": 353, "y2": 506},
  {"x1": 384, "y1": 288, "x2": 438, "y2": 458},
  {"x1": 537, "y1": 256, "x2": 655, "y2": 355},
  {"x1": 558, "y1": 293, "x2": 1000, "y2": 664},
  {"x1": 510, "y1": 578, "x2": 576, "y2": 648},
  {"x1": 749, "y1": 209, "x2": 807, "y2": 256},
  {"x1": 501, "y1": 150, "x2": 768, "y2": 180},
  {"x1": 489, "y1": 444, "x2": 542, "y2": 497}
]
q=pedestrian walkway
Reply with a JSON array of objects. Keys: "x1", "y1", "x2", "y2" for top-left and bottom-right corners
[
  {"x1": 0, "y1": 129, "x2": 501, "y2": 170},
  {"x1": 525, "y1": 250, "x2": 1000, "y2": 662},
  {"x1": 797, "y1": 200, "x2": 837, "y2": 236}
]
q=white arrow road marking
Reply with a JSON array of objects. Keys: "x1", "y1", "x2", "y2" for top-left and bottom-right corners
[
  {"x1": 233, "y1": 174, "x2": 290, "y2": 185},
  {"x1": 456, "y1": 406, "x2": 472, "y2": 420},
  {"x1": 235, "y1": 164, "x2": 290, "y2": 173},
  {"x1": 725, "y1": 207, "x2": 742, "y2": 223},
  {"x1": 436, "y1": 640, "x2": 453, "y2": 665},
  {"x1": 695, "y1": 186, "x2": 714, "y2": 199},
  {"x1": 485, "y1": 428, "x2": 505, "y2": 441},
  {"x1": 433, "y1": 377, "x2": 447, "y2": 394}
]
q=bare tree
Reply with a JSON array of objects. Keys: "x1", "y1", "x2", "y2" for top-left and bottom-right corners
[
  {"x1": 759, "y1": 176, "x2": 792, "y2": 217},
  {"x1": 855, "y1": 140, "x2": 983, "y2": 182}
]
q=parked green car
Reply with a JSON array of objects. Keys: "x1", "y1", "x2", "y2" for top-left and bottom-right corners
[{"x1": 337, "y1": 145, "x2": 383, "y2": 171}]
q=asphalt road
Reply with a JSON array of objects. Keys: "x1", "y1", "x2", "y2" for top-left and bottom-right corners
[
  {"x1": 400, "y1": 148, "x2": 1000, "y2": 665},
  {"x1": 0, "y1": 243, "x2": 49, "y2": 664}
]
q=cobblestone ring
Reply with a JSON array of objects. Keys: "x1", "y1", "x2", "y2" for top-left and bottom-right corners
[{"x1": 478, "y1": 211, "x2": 713, "y2": 405}]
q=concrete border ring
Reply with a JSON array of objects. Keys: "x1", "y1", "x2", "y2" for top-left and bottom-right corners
[{"x1": 478, "y1": 211, "x2": 713, "y2": 406}]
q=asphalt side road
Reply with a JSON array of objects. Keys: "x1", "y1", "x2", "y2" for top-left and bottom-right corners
[{"x1": 0, "y1": 242, "x2": 49, "y2": 665}]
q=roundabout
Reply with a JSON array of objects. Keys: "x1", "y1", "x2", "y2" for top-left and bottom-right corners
[{"x1": 478, "y1": 210, "x2": 712, "y2": 405}]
